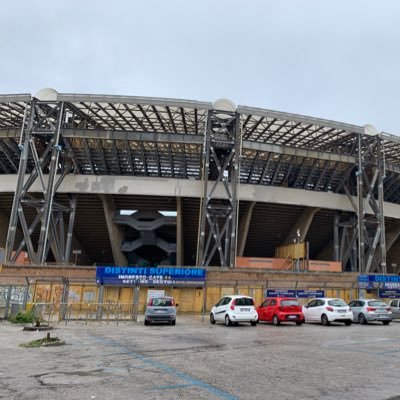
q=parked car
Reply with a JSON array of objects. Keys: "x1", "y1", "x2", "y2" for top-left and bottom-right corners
[
  {"x1": 387, "y1": 299, "x2": 400, "y2": 319},
  {"x1": 144, "y1": 296, "x2": 178, "y2": 325},
  {"x1": 210, "y1": 295, "x2": 258, "y2": 326},
  {"x1": 302, "y1": 298, "x2": 352, "y2": 326},
  {"x1": 256, "y1": 297, "x2": 304, "y2": 326},
  {"x1": 348, "y1": 299, "x2": 392, "y2": 325}
]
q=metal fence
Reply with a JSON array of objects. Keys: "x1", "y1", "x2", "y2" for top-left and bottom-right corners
[
  {"x1": 0, "y1": 285, "x2": 29, "y2": 319},
  {"x1": 21, "y1": 302, "x2": 139, "y2": 324}
]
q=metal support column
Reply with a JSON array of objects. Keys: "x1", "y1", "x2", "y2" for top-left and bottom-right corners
[
  {"x1": 5, "y1": 99, "x2": 76, "y2": 265},
  {"x1": 357, "y1": 133, "x2": 387, "y2": 273},
  {"x1": 197, "y1": 109, "x2": 241, "y2": 267}
]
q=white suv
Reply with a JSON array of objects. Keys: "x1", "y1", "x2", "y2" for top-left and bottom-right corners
[
  {"x1": 210, "y1": 295, "x2": 258, "y2": 326},
  {"x1": 302, "y1": 298, "x2": 352, "y2": 326}
]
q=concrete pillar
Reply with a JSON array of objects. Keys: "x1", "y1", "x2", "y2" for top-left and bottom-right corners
[
  {"x1": 0, "y1": 210, "x2": 9, "y2": 248},
  {"x1": 99, "y1": 194, "x2": 128, "y2": 266},
  {"x1": 381, "y1": 220, "x2": 400, "y2": 273},
  {"x1": 386, "y1": 220, "x2": 400, "y2": 252},
  {"x1": 0, "y1": 210, "x2": 24, "y2": 251},
  {"x1": 284, "y1": 207, "x2": 320, "y2": 244},
  {"x1": 176, "y1": 197, "x2": 184, "y2": 266},
  {"x1": 237, "y1": 202, "x2": 256, "y2": 257}
]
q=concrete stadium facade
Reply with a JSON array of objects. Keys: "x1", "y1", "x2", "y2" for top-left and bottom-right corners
[{"x1": 1, "y1": 90, "x2": 400, "y2": 314}]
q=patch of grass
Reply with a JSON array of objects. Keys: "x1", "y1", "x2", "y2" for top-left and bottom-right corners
[
  {"x1": 20, "y1": 334, "x2": 65, "y2": 348},
  {"x1": 9, "y1": 311, "x2": 35, "y2": 324}
]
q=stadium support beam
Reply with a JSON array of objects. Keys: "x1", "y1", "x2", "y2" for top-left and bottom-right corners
[
  {"x1": 336, "y1": 131, "x2": 387, "y2": 273},
  {"x1": 356, "y1": 133, "x2": 387, "y2": 273},
  {"x1": 197, "y1": 109, "x2": 241, "y2": 268},
  {"x1": 5, "y1": 100, "x2": 77, "y2": 264},
  {"x1": 237, "y1": 201, "x2": 256, "y2": 257},
  {"x1": 176, "y1": 197, "x2": 184, "y2": 266},
  {"x1": 284, "y1": 207, "x2": 320, "y2": 244},
  {"x1": 99, "y1": 194, "x2": 128, "y2": 266}
]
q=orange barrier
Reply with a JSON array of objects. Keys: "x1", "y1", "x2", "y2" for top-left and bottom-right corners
[
  {"x1": 236, "y1": 257, "x2": 292, "y2": 270},
  {"x1": 308, "y1": 260, "x2": 342, "y2": 272},
  {"x1": 236, "y1": 257, "x2": 342, "y2": 272}
]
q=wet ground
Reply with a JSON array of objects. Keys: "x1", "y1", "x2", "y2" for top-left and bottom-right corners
[{"x1": 0, "y1": 316, "x2": 399, "y2": 400}]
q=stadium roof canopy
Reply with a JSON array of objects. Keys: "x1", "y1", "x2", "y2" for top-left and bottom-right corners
[{"x1": 1, "y1": 91, "x2": 400, "y2": 204}]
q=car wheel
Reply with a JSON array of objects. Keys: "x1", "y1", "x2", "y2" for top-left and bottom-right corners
[
  {"x1": 296, "y1": 321, "x2": 302, "y2": 326},
  {"x1": 383, "y1": 321, "x2": 390, "y2": 325},
  {"x1": 144, "y1": 319, "x2": 149, "y2": 326},
  {"x1": 321, "y1": 314, "x2": 330, "y2": 326},
  {"x1": 273, "y1": 315, "x2": 280, "y2": 326},
  {"x1": 210, "y1": 313, "x2": 216, "y2": 325},
  {"x1": 344, "y1": 321, "x2": 352, "y2": 326},
  {"x1": 250, "y1": 321, "x2": 257, "y2": 326},
  {"x1": 171, "y1": 319, "x2": 176, "y2": 326},
  {"x1": 225, "y1": 315, "x2": 232, "y2": 327},
  {"x1": 358, "y1": 313, "x2": 367, "y2": 325}
]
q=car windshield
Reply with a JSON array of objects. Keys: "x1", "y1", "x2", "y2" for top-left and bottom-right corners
[
  {"x1": 235, "y1": 297, "x2": 254, "y2": 306},
  {"x1": 328, "y1": 299, "x2": 347, "y2": 307},
  {"x1": 368, "y1": 301, "x2": 387, "y2": 307},
  {"x1": 281, "y1": 300, "x2": 299, "y2": 306},
  {"x1": 151, "y1": 298, "x2": 173, "y2": 307}
]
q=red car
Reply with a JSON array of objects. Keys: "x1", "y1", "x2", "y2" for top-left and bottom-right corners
[{"x1": 257, "y1": 297, "x2": 304, "y2": 326}]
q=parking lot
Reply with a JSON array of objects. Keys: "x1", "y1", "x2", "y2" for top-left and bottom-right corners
[{"x1": 0, "y1": 317, "x2": 399, "y2": 400}]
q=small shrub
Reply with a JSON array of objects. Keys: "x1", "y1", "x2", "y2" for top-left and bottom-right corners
[{"x1": 9, "y1": 311, "x2": 35, "y2": 324}]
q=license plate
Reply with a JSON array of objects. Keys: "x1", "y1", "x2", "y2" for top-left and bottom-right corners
[
  {"x1": 288, "y1": 315, "x2": 298, "y2": 319},
  {"x1": 337, "y1": 309, "x2": 346, "y2": 313},
  {"x1": 379, "y1": 314, "x2": 387, "y2": 318},
  {"x1": 241, "y1": 308, "x2": 250, "y2": 312},
  {"x1": 155, "y1": 309, "x2": 166, "y2": 313}
]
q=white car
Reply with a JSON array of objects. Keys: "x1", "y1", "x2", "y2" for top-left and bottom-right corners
[
  {"x1": 302, "y1": 297, "x2": 352, "y2": 326},
  {"x1": 210, "y1": 295, "x2": 258, "y2": 326}
]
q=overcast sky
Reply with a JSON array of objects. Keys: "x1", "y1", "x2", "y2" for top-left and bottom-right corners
[{"x1": 1, "y1": 0, "x2": 399, "y2": 133}]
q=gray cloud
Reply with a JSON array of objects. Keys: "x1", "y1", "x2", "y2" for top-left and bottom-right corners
[{"x1": 0, "y1": 0, "x2": 399, "y2": 133}]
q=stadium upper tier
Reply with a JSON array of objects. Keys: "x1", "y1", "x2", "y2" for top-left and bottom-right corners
[{"x1": 1, "y1": 92, "x2": 400, "y2": 204}]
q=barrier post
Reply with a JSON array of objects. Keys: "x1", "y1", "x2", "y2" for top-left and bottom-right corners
[
  {"x1": 96, "y1": 285, "x2": 104, "y2": 320},
  {"x1": 133, "y1": 286, "x2": 139, "y2": 322}
]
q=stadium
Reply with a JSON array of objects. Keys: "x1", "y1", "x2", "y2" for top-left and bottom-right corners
[{"x1": 1, "y1": 88, "x2": 400, "y2": 316}]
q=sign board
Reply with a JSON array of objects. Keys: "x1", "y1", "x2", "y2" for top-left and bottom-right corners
[
  {"x1": 378, "y1": 289, "x2": 400, "y2": 298},
  {"x1": 358, "y1": 274, "x2": 400, "y2": 290},
  {"x1": 296, "y1": 290, "x2": 325, "y2": 298},
  {"x1": 266, "y1": 290, "x2": 296, "y2": 298},
  {"x1": 266, "y1": 289, "x2": 325, "y2": 298},
  {"x1": 96, "y1": 266, "x2": 206, "y2": 286}
]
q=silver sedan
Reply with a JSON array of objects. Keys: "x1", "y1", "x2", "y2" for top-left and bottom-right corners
[{"x1": 348, "y1": 299, "x2": 392, "y2": 325}]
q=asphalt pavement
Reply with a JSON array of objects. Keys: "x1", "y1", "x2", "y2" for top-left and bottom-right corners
[{"x1": 0, "y1": 316, "x2": 399, "y2": 400}]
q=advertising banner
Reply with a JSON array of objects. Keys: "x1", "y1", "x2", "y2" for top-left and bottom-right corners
[
  {"x1": 378, "y1": 289, "x2": 400, "y2": 298},
  {"x1": 96, "y1": 266, "x2": 206, "y2": 286},
  {"x1": 358, "y1": 274, "x2": 400, "y2": 290}
]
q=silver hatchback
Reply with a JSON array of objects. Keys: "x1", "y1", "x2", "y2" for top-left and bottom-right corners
[
  {"x1": 144, "y1": 296, "x2": 177, "y2": 325},
  {"x1": 348, "y1": 299, "x2": 392, "y2": 325}
]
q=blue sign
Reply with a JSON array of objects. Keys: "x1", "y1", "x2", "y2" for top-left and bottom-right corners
[
  {"x1": 266, "y1": 289, "x2": 325, "y2": 298},
  {"x1": 266, "y1": 290, "x2": 296, "y2": 298},
  {"x1": 378, "y1": 289, "x2": 400, "y2": 298},
  {"x1": 96, "y1": 266, "x2": 206, "y2": 286},
  {"x1": 358, "y1": 274, "x2": 400, "y2": 290},
  {"x1": 296, "y1": 290, "x2": 325, "y2": 298}
]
